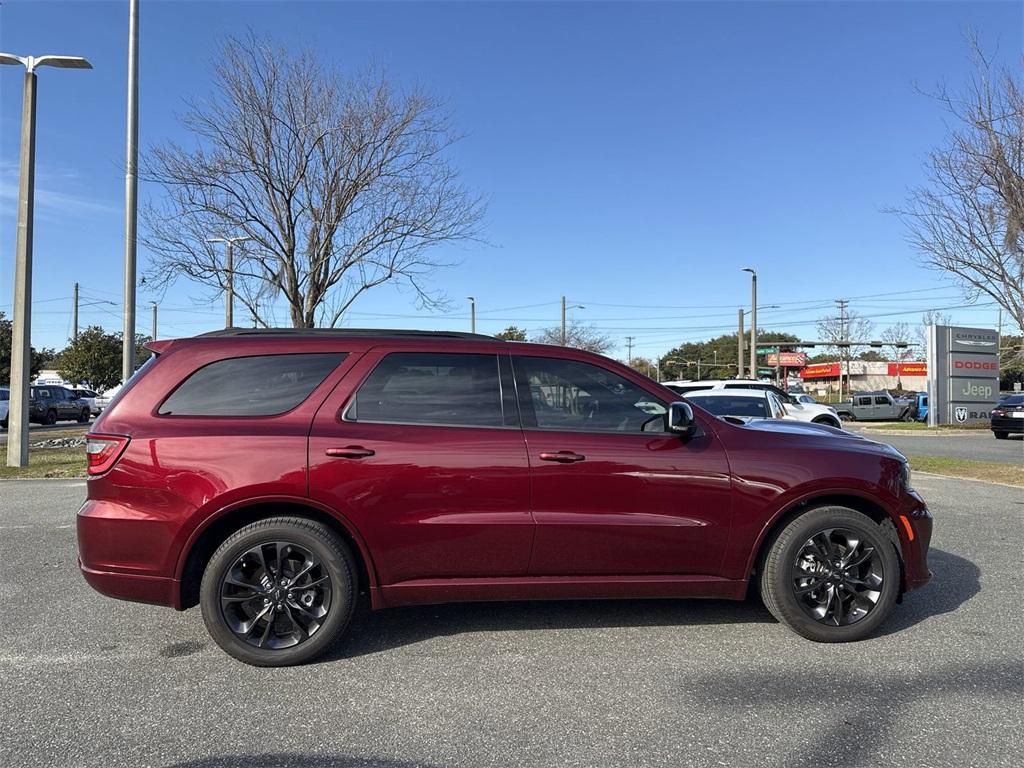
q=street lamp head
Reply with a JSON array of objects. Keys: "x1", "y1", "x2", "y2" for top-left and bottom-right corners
[
  {"x1": 467, "y1": 296, "x2": 475, "y2": 302},
  {"x1": 0, "y1": 53, "x2": 27, "y2": 67},
  {"x1": 741, "y1": 267, "x2": 756, "y2": 275},
  {"x1": 35, "y1": 56, "x2": 92, "y2": 70}
]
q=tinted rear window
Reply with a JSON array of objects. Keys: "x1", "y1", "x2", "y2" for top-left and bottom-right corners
[
  {"x1": 348, "y1": 352, "x2": 507, "y2": 427},
  {"x1": 1003, "y1": 395, "x2": 1024, "y2": 406},
  {"x1": 159, "y1": 353, "x2": 345, "y2": 416}
]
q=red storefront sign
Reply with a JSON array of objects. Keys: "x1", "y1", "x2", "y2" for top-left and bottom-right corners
[
  {"x1": 800, "y1": 363, "x2": 841, "y2": 379},
  {"x1": 887, "y1": 362, "x2": 927, "y2": 376},
  {"x1": 767, "y1": 352, "x2": 808, "y2": 367}
]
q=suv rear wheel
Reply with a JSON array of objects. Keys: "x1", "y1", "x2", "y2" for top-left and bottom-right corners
[
  {"x1": 200, "y1": 516, "x2": 357, "y2": 666},
  {"x1": 760, "y1": 506, "x2": 899, "y2": 642}
]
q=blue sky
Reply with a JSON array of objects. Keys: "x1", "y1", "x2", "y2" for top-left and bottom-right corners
[{"x1": 1, "y1": 0, "x2": 1021, "y2": 359}]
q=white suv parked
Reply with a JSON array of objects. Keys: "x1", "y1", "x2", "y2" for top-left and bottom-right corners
[
  {"x1": 662, "y1": 379, "x2": 843, "y2": 428},
  {"x1": 0, "y1": 387, "x2": 8, "y2": 429}
]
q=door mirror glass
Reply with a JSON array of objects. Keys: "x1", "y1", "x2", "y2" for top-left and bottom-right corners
[{"x1": 666, "y1": 401, "x2": 696, "y2": 436}]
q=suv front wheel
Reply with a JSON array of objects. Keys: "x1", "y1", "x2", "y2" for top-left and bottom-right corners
[
  {"x1": 760, "y1": 506, "x2": 900, "y2": 642},
  {"x1": 200, "y1": 516, "x2": 357, "y2": 666}
]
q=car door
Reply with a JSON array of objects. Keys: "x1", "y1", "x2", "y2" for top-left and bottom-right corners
[
  {"x1": 513, "y1": 353, "x2": 733, "y2": 577},
  {"x1": 856, "y1": 395, "x2": 874, "y2": 419},
  {"x1": 308, "y1": 347, "x2": 534, "y2": 586},
  {"x1": 59, "y1": 388, "x2": 76, "y2": 419},
  {"x1": 875, "y1": 395, "x2": 896, "y2": 419}
]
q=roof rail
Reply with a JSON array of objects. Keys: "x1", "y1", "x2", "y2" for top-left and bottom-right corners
[{"x1": 196, "y1": 327, "x2": 498, "y2": 341}]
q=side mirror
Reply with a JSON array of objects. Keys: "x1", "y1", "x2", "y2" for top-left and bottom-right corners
[{"x1": 666, "y1": 401, "x2": 696, "y2": 436}]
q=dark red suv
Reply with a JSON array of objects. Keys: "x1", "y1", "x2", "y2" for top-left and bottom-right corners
[{"x1": 78, "y1": 329, "x2": 932, "y2": 665}]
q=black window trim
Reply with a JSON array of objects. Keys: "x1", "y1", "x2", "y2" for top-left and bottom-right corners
[
  {"x1": 340, "y1": 350, "x2": 522, "y2": 431},
  {"x1": 156, "y1": 351, "x2": 348, "y2": 419}
]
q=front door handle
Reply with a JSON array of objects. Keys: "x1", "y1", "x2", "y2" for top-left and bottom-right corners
[
  {"x1": 325, "y1": 446, "x2": 375, "y2": 459},
  {"x1": 539, "y1": 451, "x2": 586, "y2": 463}
]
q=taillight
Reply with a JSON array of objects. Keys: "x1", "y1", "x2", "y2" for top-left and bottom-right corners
[{"x1": 85, "y1": 434, "x2": 130, "y2": 475}]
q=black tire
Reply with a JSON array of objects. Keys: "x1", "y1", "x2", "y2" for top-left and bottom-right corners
[
  {"x1": 44, "y1": 409, "x2": 57, "y2": 425},
  {"x1": 760, "y1": 506, "x2": 900, "y2": 642},
  {"x1": 838, "y1": 412, "x2": 855, "y2": 422},
  {"x1": 0, "y1": 418, "x2": 6, "y2": 430},
  {"x1": 993, "y1": 431, "x2": 1008, "y2": 440},
  {"x1": 812, "y1": 416, "x2": 842, "y2": 429},
  {"x1": 77, "y1": 408, "x2": 90, "y2": 423},
  {"x1": 200, "y1": 516, "x2": 357, "y2": 666}
]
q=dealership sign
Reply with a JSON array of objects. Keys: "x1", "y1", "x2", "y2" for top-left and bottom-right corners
[
  {"x1": 767, "y1": 351, "x2": 807, "y2": 367},
  {"x1": 926, "y1": 326, "x2": 1000, "y2": 425}
]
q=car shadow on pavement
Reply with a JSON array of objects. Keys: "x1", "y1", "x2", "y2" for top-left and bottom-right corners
[
  {"x1": 876, "y1": 547, "x2": 980, "y2": 636},
  {"x1": 329, "y1": 548, "x2": 978, "y2": 659},
  {"x1": 330, "y1": 595, "x2": 775, "y2": 660},
  {"x1": 163, "y1": 756, "x2": 439, "y2": 768}
]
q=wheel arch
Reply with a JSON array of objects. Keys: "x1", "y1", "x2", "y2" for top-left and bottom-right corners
[
  {"x1": 746, "y1": 492, "x2": 903, "y2": 595},
  {"x1": 175, "y1": 497, "x2": 378, "y2": 611}
]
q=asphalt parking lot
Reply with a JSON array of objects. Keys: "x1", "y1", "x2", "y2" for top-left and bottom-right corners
[
  {"x1": 848, "y1": 426, "x2": 1023, "y2": 464},
  {"x1": 0, "y1": 471, "x2": 1021, "y2": 768}
]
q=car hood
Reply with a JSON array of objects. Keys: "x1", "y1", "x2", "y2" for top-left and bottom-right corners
[{"x1": 732, "y1": 417, "x2": 904, "y2": 457}]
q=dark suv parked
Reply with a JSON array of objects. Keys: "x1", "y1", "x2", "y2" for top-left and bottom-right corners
[
  {"x1": 30, "y1": 385, "x2": 91, "y2": 425},
  {"x1": 78, "y1": 330, "x2": 932, "y2": 666}
]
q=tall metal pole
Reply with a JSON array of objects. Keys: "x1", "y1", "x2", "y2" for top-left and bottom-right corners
[
  {"x1": 6, "y1": 69, "x2": 37, "y2": 468},
  {"x1": 560, "y1": 296, "x2": 567, "y2": 345},
  {"x1": 749, "y1": 272, "x2": 758, "y2": 377},
  {"x1": 72, "y1": 281, "x2": 79, "y2": 341},
  {"x1": 150, "y1": 301, "x2": 158, "y2": 340},
  {"x1": 626, "y1": 336, "x2": 634, "y2": 366},
  {"x1": 468, "y1": 296, "x2": 476, "y2": 334},
  {"x1": 225, "y1": 239, "x2": 234, "y2": 327},
  {"x1": 122, "y1": 0, "x2": 140, "y2": 383},
  {"x1": 737, "y1": 308, "x2": 745, "y2": 379}
]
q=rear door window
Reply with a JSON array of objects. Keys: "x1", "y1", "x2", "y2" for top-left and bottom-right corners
[
  {"x1": 159, "y1": 353, "x2": 345, "y2": 416},
  {"x1": 346, "y1": 352, "x2": 512, "y2": 428}
]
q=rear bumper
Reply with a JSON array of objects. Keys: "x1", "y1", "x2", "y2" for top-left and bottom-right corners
[
  {"x1": 79, "y1": 560, "x2": 179, "y2": 607},
  {"x1": 990, "y1": 416, "x2": 1023, "y2": 433}
]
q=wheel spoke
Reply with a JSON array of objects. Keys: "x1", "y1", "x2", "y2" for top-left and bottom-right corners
[
  {"x1": 844, "y1": 546, "x2": 875, "y2": 570},
  {"x1": 241, "y1": 604, "x2": 273, "y2": 637},
  {"x1": 792, "y1": 526, "x2": 884, "y2": 628}
]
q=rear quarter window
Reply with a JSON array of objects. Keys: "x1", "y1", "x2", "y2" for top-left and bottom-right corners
[{"x1": 159, "y1": 353, "x2": 345, "y2": 416}]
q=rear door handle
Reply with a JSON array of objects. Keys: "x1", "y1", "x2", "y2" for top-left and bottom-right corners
[
  {"x1": 539, "y1": 451, "x2": 586, "y2": 463},
  {"x1": 325, "y1": 446, "x2": 375, "y2": 459}
]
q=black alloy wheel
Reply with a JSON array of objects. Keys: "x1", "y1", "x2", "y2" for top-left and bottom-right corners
[
  {"x1": 791, "y1": 528, "x2": 883, "y2": 627},
  {"x1": 200, "y1": 516, "x2": 356, "y2": 666},
  {"x1": 760, "y1": 506, "x2": 900, "y2": 642}
]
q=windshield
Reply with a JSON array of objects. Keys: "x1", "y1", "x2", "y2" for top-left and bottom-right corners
[{"x1": 687, "y1": 395, "x2": 767, "y2": 418}]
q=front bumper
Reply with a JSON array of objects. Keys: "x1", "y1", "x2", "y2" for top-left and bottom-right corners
[{"x1": 897, "y1": 490, "x2": 932, "y2": 592}]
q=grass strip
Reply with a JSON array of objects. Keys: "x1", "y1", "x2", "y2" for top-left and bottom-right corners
[
  {"x1": 907, "y1": 454, "x2": 1024, "y2": 487},
  {"x1": 0, "y1": 446, "x2": 86, "y2": 479}
]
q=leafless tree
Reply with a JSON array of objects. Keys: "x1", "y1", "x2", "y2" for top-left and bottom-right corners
[
  {"x1": 816, "y1": 311, "x2": 875, "y2": 357},
  {"x1": 142, "y1": 35, "x2": 483, "y2": 328},
  {"x1": 881, "y1": 322, "x2": 914, "y2": 363},
  {"x1": 914, "y1": 309, "x2": 953, "y2": 349},
  {"x1": 891, "y1": 38, "x2": 1024, "y2": 332},
  {"x1": 532, "y1": 322, "x2": 613, "y2": 355}
]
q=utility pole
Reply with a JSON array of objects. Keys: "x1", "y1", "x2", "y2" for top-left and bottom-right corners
[
  {"x1": 561, "y1": 296, "x2": 567, "y2": 345},
  {"x1": 207, "y1": 235, "x2": 252, "y2": 327},
  {"x1": 72, "y1": 282, "x2": 79, "y2": 341},
  {"x1": 1, "y1": 51, "x2": 92, "y2": 468},
  {"x1": 836, "y1": 299, "x2": 849, "y2": 402},
  {"x1": 122, "y1": 0, "x2": 140, "y2": 384},
  {"x1": 737, "y1": 308, "x2": 745, "y2": 379},
  {"x1": 625, "y1": 336, "x2": 635, "y2": 366},
  {"x1": 467, "y1": 296, "x2": 476, "y2": 334},
  {"x1": 150, "y1": 301, "x2": 157, "y2": 340}
]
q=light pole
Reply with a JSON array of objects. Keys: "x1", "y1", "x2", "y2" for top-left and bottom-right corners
[
  {"x1": 560, "y1": 297, "x2": 585, "y2": 345},
  {"x1": 208, "y1": 236, "x2": 253, "y2": 327},
  {"x1": 467, "y1": 296, "x2": 476, "y2": 333},
  {"x1": 150, "y1": 301, "x2": 158, "y2": 340},
  {"x1": 122, "y1": 0, "x2": 140, "y2": 384},
  {"x1": 742, "y1": 267, "x2": 757, "y2": 378},
  {"x1": 1, "y1": 51, "x2": 92, "y2": 468}
]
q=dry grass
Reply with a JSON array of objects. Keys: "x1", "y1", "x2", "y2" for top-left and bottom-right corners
[{"x1": 907, "y1": 454, "x2": 1024, "y2": 487}]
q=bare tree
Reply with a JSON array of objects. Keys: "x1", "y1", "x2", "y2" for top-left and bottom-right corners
[
  {"x1": 142, "y1": 35, "x2": 483, "y2": 328},
  {"x1": 914, "y1": 309, "x2": 953, "y2": 349},
  {"x1": 816, "y1": 312, "x2": 874, "y2": 357},
  {"x1": 532, "y1": 322, "x2": 613, "y2": 355},
  {"x1": 881, "y1": 322, "x2": 914, "y2": 363},
  {"x1": 891, "y1": 38, "x2": 1024, "y2": 331}
]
